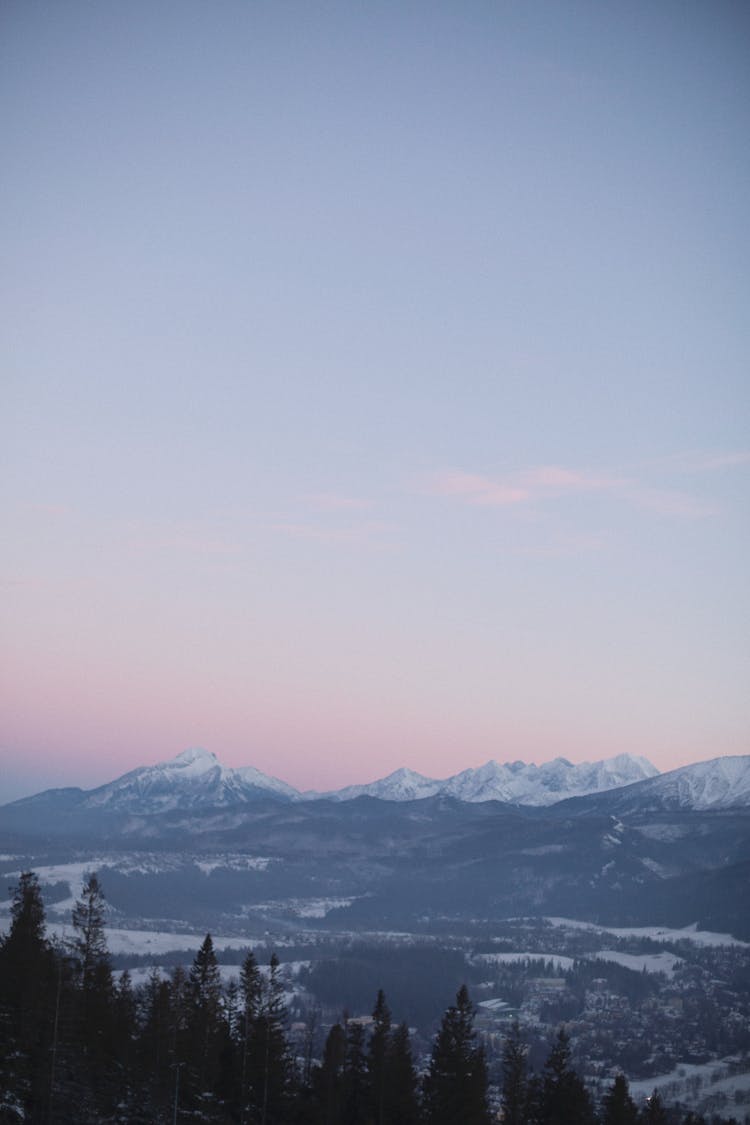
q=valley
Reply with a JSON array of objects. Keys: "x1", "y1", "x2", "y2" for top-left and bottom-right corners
[{"x1": 2, "y1": 751, "x2": 749, "y2": 1119}]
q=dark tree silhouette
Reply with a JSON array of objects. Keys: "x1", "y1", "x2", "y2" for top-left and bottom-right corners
[
  {"x1": 367, "y1": 988, "x2": 391, "y2": 1125},
  {"x1": 385, "y1": 1021, "x2": 420, "y2": 1125},
  {"x1": 538, "y1": 1028, "x2": 596, "y2": 1125},
  {"x1": 422, "y1": 984, "x2": 491, "y2": 1125},
  {"x1": 602, "y1": 1073, "x2": 639, "y2": 1125},
  {"x1": 501, "y1": 1020, "x2": 532, "y2": 1125}
]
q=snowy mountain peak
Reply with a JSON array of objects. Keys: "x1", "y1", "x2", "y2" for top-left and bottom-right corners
[
  {"x1": 312, "y1": 766, "x2": 442, "y2": 802},
  {"x1": 609, "y1": 754, "x2": 750, "y2": 811},
  {"x1": 16, "y1": 749, "x2": 750, "y2": 817},
  {"x1": 169, "y1": 747, "x2": 220, "y2": 774},
  {"x1": 436, "y1": 753, "x2": 659, "y2": 805},
  {"x1": 82, "y1": 748, "x2": 296, "y2": 813}
]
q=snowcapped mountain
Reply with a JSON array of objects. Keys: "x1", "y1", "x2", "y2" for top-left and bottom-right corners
[
  {"x1": 311, "y1": 767, "x2": 443, "y2": 803},
  {"x1": 582, "y1": 754, "x2": 750, "y2": 813},
  {"x1": 313, "y1": 753, "x2": 658, "y2": 806},
  {"x1": 82, "y1": 747, "x2": 299, "y2": 813},
  {"x1": 58, "y1": 749, "x2": 661, "y2": 813},
  {"x1": 6, "y1": 749, "x2": 749, "y2": 818}
]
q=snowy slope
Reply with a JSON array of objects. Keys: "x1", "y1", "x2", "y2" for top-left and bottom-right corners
[
  {"x1": 310, "y1": 767, "x2": 443, "y2": 802},
  {"x1": 594, "y1": 755, "x2": 750, "y2": 812},
  {"x1": 82, "y1": 747, "x2": 299, "y2": 813},
  {"x1": 316, "y1": 753, "x2": 658, "y2": 806},
  {"x1": 8, "y1": 749, "x2": 749, "y2": 816},
  {"x1": 439, "y1": 754, "x2": 658, "y2": 805}
]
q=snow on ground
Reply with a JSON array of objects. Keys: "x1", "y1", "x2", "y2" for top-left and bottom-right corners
[
  {"x1": 545, "y1": 917, "x2": 749, "y2": 948},
  {"x1": 195, "y1": 856, "x2": 272, "y2": 874},
  {"x1": 3, "y1": 861, "x2": 110, "y2": 915},
  {"x1": 46, "y1": 922, "x2": 257, "y2": 956},
  {"x1": 478, "y1": 998, "x2": 515, "y2": 1012},
  {"x1": 473, "y1": 951, "x2": 576, "y2": 971},
  {"x1": 628, "y1": 1057, "x2": 750, "y2": 1111},
  {"x1": 119, "y1": 958, "x2": 312, "y2": 992},
  {"x1": 241, "y1": 897, "x2": 358, "y2": 919},
  {"x1": 587, "y1": 950, "x2": 682, "y2": 977}
]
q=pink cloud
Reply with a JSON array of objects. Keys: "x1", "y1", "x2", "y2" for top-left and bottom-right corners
[
  {"x1": 516, "y1": 465, "x2": 625, "y2": 492},
  {"x1": 429, "y1": 470, "x2": 529, "y2": 506},
  {"x1": 427, "y1": 464, "x2": 627, "y2": 507},
  {"x1": 427, "y1": 460, "x2": 723, "y2": 520}
]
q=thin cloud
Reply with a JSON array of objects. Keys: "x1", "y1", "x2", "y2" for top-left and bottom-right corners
[
  {"x1": 428, "y1": 470, "x2": 529, "y2": 506},
  {"x1": 426, "y1": 461, "x2": 721, "y2": 520},
  {"x1": 426, "y1": 465, "x2": 626, "y2": 507}
]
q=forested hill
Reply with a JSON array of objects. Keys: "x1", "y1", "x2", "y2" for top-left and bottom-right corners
[{"x1": 0, "y1": 870, "x2": 745, "y2": 1124}]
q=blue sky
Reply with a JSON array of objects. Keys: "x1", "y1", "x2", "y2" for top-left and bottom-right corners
[{"x1": 1, "y1": 1, "x2": 749, "y2": 801}]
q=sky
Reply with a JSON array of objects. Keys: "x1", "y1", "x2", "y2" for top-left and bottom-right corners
[{"x1": 1, "y1": 1, "x2": 749, "y2": 803}]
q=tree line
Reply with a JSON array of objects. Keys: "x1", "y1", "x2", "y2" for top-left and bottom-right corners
[{"x1": 0, "y1": 872, "x2": 745, "y2": 1124}]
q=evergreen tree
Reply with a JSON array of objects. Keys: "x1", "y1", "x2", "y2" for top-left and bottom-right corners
[
  {"x1": 501, "y1": 1021, "x2": 531, "y2": 1125},
  {"x1": 384, "y1": 1022, "x2": 420, "y2": 1125},
  {"x1": 70, "y1": 872, "x2": 118, "y2": 1117},
  {"x1": 71, "y1": 872, "x2": 110, "y2": 990},
  {"x1": 367, "y1": 989, "x2": 392, "y2": 1125},
  {"x1": 538, "y1": 1028, "x2": 595, "y2": 1125},
  {"x1": 602, "y1": 1073, "x2": 638, "y2": 1125},
  {"x1": 423, "y1": 984, "x2": 491, "y2": 1125},
  {"x1": 316, "y1": 1022, "x2": 347, "y2": 1125},
  {"x1": 0, "y1": 872, "x2": 57, "y2": 1122},
  {"x1": 641, "y1": 1090, "x2": 669, "y2": 1124},
  {"x1": 239, "y1": 949, "x2": 263, "y2": 1125},
  {"x1": 186, "y1": 933, "x2": 225, "y2": 1116},
  {"x1": 138, "y1": 969, "x2": 174, "y2": 1114},
  {"x1": 343, "y1": 1021, "x2": 368, "y2": 1125},
  {"x1": 245, "y1": 952, "x2": 293, "y2": 1125}
]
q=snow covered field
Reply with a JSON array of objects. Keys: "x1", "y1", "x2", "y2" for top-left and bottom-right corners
[
  {"x1": 628, "y1": 1057, "x2": 750, "y2": 1113},
  {"x1": 587, "y1": 949, "x2": 682, "y2": 977},
  {"x1": 545, "y1": 917, "x2": 749, "y2": 948}
]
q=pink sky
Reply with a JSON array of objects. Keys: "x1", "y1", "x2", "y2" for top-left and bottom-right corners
[{"x1": 2, "y1": 4, "x2": 749, "y2": 802}]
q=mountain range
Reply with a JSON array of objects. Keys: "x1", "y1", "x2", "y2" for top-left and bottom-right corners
[
  {"x1": 1, "y1": 750, "x2": 749, "y2": 940},
  {"x1": 4, "y1": 748, "x2": 749, "y2": 818}
]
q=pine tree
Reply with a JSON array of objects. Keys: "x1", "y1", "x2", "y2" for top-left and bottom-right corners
[
  {"x1": 367, "y1": 989, "x2": 392, "y2": 1125},
  {"x1": 168, "y1": 963, "x2": 190, "y2": 1116},
  {"x1": 239, "y1": 949, "x2": 263, "y2": 1125},
  {"x1": 0, "y1": 872, "x2": 57, "y2": 1122},
  {"x1": 602, "y1": 1073, "x2": 638, "y2": 1125},
  {"x1": 343, "y1": 1021, "x2": 368, "y2": 1125},
  {"x1": 538, "y1": 1028, "x2": 595, "y2": 1125},
  {"x1": 501, "y1": 1021, "x2": 531, "y2": 1125},
  {"x1": 138, "y1": 969, "x2": 174, "y2": 1114},
  {"x1": 244, "y1": 952, "x2": 293, "y2": 1125},
  {"x1": 423, "y1": 984, "x2": 491, "y2": 1125},
  {"x1": 71, "y1": 872, "x2": 110, "y2": 989},
  {"x1": 186, "y1": 933, "x2": 225, "y2": 1116},
  {"x1": 316, "y1": 1022, "x2": 347, "y2": 1125},
  {"x1": 70, "y1": 872, "x2": 118, "y2": 1117},
  {"x1": 385, "y1": 1022, "x2": 420, "y2": 1125},
  {"x1": 641, "y1": 1089, "x2": 669, "y2": 1124}
]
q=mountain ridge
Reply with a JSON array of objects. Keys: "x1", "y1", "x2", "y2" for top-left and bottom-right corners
[{"x1": 4, "y1": 750, "x2": 749, "y2": 816}]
